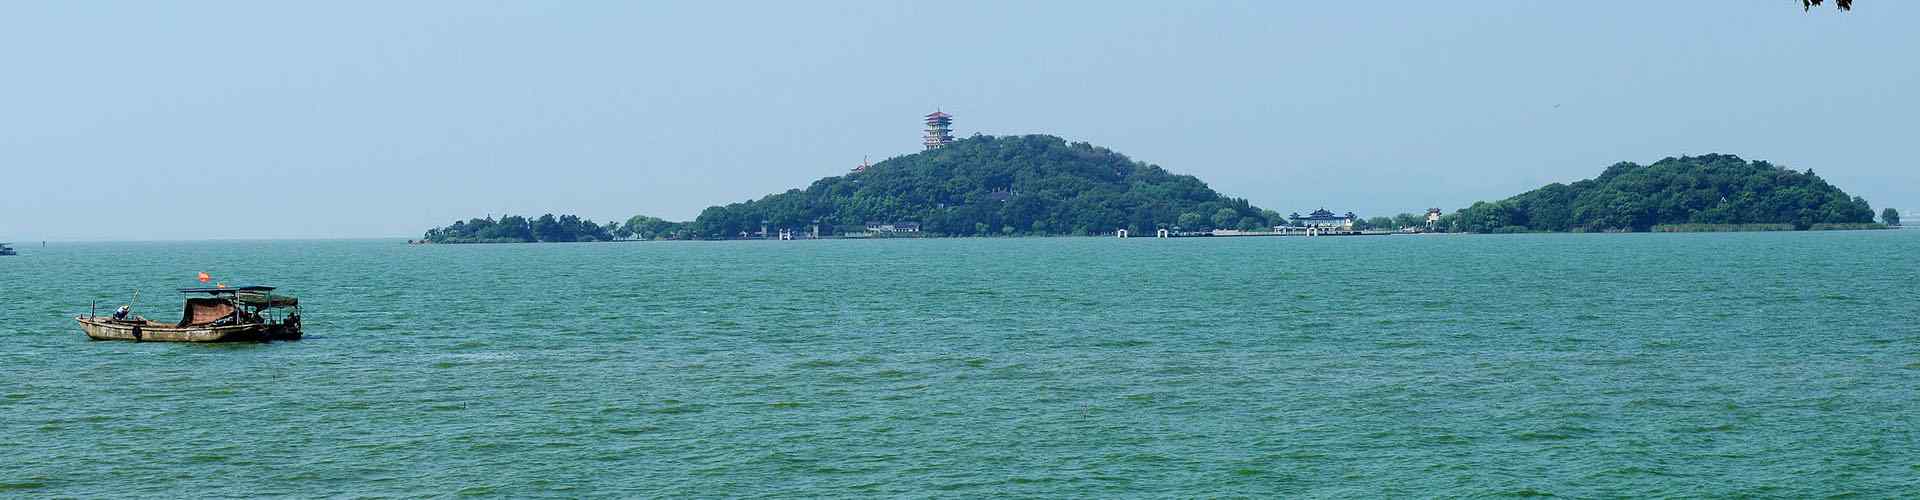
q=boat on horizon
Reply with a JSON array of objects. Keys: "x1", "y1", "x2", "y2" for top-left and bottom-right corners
[
  {"x1": 75, "y1": 285, "x2": 302, "y2": 342},
  {"x1": 0, "y1": 243, "x2": 15, "y2": 256}
]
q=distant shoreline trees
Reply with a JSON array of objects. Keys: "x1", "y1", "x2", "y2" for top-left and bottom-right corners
[
  {"x1": 422, "y1": 214, "x2": 613, "y2": 243},
  {"x1": 621, "y1": 215, "x2": 688, "y2": 240},
  {"x1": 1442, "y1": 154, "x2": 1879, "y2": 233},
  {"x1": 421, "y1": 213, "x2": 690, "y2": 243},
  {"x1": 421, "y1": 149, "x2": 1887, "y2": 242},
  {"x1": 684, "y1": 135, "x2": 1290, "y2": 238},
  {"x1": 423, "y1": 135, "x2": 1317, "y2": 242}
]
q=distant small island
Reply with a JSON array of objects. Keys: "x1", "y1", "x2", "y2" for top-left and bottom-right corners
[
  {"x1": 420, "y1": 214, "x2": 619, "y2": 244},
  {"x1": 419, "y1": 211, "x2": 720, "y2": 243},
  {"x1": 1443, "y1": 154, "x2": 1886, "y2": 233}
]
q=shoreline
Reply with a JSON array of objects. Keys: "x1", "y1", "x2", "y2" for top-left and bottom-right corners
[{"x1": 408, "y1": 225, "x2": 1904, "y2": 244}]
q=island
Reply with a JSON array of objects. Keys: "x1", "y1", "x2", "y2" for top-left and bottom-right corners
[
  {"x1": 420, "y1": 214, "x2": 622, "y2": 243},
  {"x1": 421, "y1": 135, "x2": 1335, "y2": 242},
  {"x1": 1443, "y1": 154, "x2": 1886, "y2": 233},
  {"x1": 419, "y1": 144, "x2": 1889, "y2": 242},
  {"x1": 684, "y1": 134, "x2": 1286, "y2": 238}
]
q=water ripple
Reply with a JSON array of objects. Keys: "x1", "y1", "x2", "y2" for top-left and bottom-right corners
[{"x1": 2, "y1": 233, "x2": 1918, "y2": 496}]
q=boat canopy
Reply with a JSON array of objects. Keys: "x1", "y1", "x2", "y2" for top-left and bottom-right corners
[
  {"x1": 176, "y1": 286, "x2": 297, "y2": 308},
  {"x1": 179, "y1": 285, "x2": 276, "y2": 294},
  {"x1": 236, "y1": 291, "x2": 298, "y2": 308},
  {"x1": 181, "y1": 298, "x2": 238, "y2": 326}
]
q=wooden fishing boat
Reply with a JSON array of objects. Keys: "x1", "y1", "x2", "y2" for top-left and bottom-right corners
[{"x1": 76, "y1": 285, "x2": 302, "y2": 342}]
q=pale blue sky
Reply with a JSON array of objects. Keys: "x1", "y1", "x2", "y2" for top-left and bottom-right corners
[{"x1": 3, "y1": 1, "x2": 1913, "y2": 240}]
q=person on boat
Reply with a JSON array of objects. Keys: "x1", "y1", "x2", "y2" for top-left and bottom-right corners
[{"x1": 112, "y1": 305, "x2": 131, "y2": 321}]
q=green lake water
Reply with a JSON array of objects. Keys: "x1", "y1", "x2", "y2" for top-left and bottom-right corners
[{"x1": 2, "y1": 232, "x2": 1917, "y2": 497}]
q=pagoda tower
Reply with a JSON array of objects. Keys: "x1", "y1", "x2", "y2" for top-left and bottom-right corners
[{"x1": 923, "y1": 110, "x2": 953, "y2": 149}]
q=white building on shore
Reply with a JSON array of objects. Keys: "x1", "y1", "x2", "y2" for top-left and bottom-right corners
[{"x1": 1287, "y1": 208, "x2": 1355, "y2": 229}]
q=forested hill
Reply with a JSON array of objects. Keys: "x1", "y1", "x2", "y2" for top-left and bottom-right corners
[
  {"x1": 1448, "y1": 154, "x2": 1878, "y2": 233},
  {"x1": 687, "y1": 135, "x2": 1282, "y2": 238}
]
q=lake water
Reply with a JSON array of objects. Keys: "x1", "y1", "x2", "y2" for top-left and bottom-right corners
[{"x1": 2, "y1": 232, "x2": 1917, "y2": 497}]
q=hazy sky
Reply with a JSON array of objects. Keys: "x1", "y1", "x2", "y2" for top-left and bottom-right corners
[{"x1": 3, "y1": 1, "x2": 1914, "y2": 240}]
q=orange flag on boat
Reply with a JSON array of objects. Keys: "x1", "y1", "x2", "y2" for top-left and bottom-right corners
[{"x1": 197, "y1": 272, "x2": 211, "y2": 283}]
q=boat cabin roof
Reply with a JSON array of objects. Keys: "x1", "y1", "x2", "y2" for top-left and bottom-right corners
[
  {"x1": 176, "y1": 286, "x2": 297, "y2": 308},
  {"x1": 179, "y1": 285, "x2": 276, "y2": 294}
]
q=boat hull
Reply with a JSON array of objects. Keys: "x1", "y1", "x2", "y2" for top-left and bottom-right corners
[{"x1": 75, "y1": 317, "x2": 300, "y2": 342}]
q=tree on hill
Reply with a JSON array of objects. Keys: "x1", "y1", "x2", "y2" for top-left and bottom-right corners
[
  {"x1": 686, "y1": 135, "x2": 1284, "y2": 238},
  {"x1": 621, "y1": 215, "x2": 686, "y2": 240},
  {"x1": 1445, "y1": 154, "x2": 1876, "y2": 233}
]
